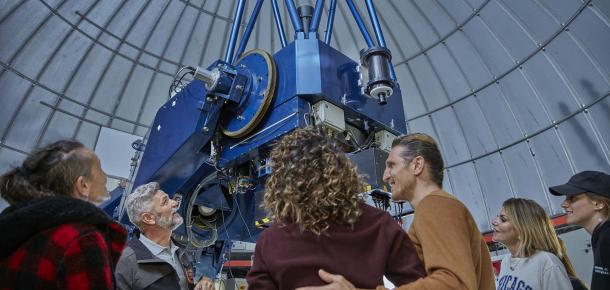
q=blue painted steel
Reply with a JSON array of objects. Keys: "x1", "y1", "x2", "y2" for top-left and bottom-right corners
[
  {"x1": 132, "y1": 80, "x2": 219, "y2": 195},
  {"x1": 271, "y1": 0, "x2": 287, "y2": 47},
  {"x1": 222, "y1": 52, "x2": 272, "y2": 135},
  {"x1": 364, "y1": 0, "x2": 386, "y2": 47},
  {"x1": 324, "y1": 0, "x2": 337, "y2": 45},
  {"x1": 364, "y1": 0, "x2": 396, "y2": 80},
  {"x1": 126, "y1": 37, "x2": 405, "y2": 280},
  {"x1": 309, "y1": 0, "x2": 325, "y2": 33},
  {"x1": 284, "y1": 0, "x2": 303, "y2": 32},
  {"x1": 224, "y1": 0, "x2": 246, "y2": 63},
  {"x1": 233, "y1": 0, "x2": 264, "y2": 64},
  {"x1": 346, "y1": 0, "x2": 375, "y2": 48}
]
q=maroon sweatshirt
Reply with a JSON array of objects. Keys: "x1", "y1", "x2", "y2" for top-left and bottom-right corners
[{"x1": 246, "y1": 203, "x2": 425, "y2": 289}]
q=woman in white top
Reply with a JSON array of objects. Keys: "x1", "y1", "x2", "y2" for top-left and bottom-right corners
[{"x1": 492, "y1": 198, "x2": 582, "y2": 290}]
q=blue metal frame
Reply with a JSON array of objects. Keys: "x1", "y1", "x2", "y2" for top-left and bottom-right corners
[
  {"x1": 224, "y1": 0, "x2": 246, "y2": 63},
  {"x1": 364, "y1": 0, "x2": 396, "y2": 80},
  {"x1": 324, "y1": 0, "x2": 337, "y2": 45},
  {"x1": 271, "y1": 0, "x2": 287, "y2": 47},
  {"x1": 346, "y1": 0, "x2": 375, "y2": 48},
  {"x1": 284, "y1": 0, "x2": 303, "y2": 32},
  {"x1": 233, "y1": 0, "x2": 265, "y2": 64},
  {"x1": 365, "y1": 0, "x2": 386, "y2": 47},
  {"x1": 309, "y1": 0, "x2": 325, "y2": 34}
]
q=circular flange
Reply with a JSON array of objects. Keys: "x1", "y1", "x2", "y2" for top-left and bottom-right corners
[{"x1": 221, "y1": 49, "x2": 277, "y2": 138}]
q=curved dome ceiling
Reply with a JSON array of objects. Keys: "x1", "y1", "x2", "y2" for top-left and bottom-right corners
[{"x1": 1, "y1": 0, "x2": 609, "y2": 230}]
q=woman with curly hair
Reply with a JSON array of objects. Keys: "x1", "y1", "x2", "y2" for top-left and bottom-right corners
[{"x1": 246, "y1": 127, "x2": 424, "y2": 290}]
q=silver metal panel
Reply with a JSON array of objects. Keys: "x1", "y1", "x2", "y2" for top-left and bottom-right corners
[
  {"x1": 74, "y1": 122, "x2": 100, "y2": 149},
  {"x1": 65, "y1": 46, "x2": 114, "y2": 102},
  {"x1": 39, "y1": 113, "x2": 79, "y2": 146},
  {"x1": 546, "y1": 32, "x2": 610, "y2": 105},
  {"x1": 408, "y1": 56, "x2": 450, "y2": 110},
  {"x1": 0, "y1": 148, "x2": 27, "y2": 174},
  {"x1": 394, "y1": 1, "x2": 441, "y2": 49},
  {"x1": 414, "y1": 0, "x2": 456, "y2": 37},
  {"x1": 521, "y1": 53, "x2": 581, "y2": 122},
  {"x1": 569, "y1": 7, "x2": 610, "y2": 80},
  {"x1": 529, "y1": 129, "x2": 575, "y2": 214},
  {"x1": 3, "y1": 88, "x2": 56, "y2": 151},
  {"x1": 497, "y1": 0, "x2": 558, "y2": 43},
  {"x1": 0, "y1": 74, "x2": 30, "y2": 137},
  {"x1": 437, "y1": 0, "x2": 473, "y2": 23},
  {"x1": 496, "y1": 71, "x2": 550, "y2": 135},
  {"x1": 114, "y1": 66, "x2": 154, "y2": 121},
  {"x1": 462, "y1": 16, "x2": 514, "y2": 76},
  {"x1": 430, "y1": 107, "x2": 471, "y2": 165},
  {"x1": 90, "y1": 58, "x2": 132, "y2": 113},
  {"x1": 11, "y1": 17, "x2": 71, "y2": 77},
  {"x1": 473, "y1": 153, "x2": 513, "y2": 227},
  {"x1": 427, "y1": 45, "x2": 471, "y2": 101},
  {"x1": 396, "y1": 64, "x2": 427, "y2": 119},
  {"x1": 474, "y1": 85, "x2": 522, "y2": 147},
  {"x1": 588, "y1": 97, "x2": 610, "y2": 158},
  {"x1": 443, "y1": 32, "x2": 492, "y2": 90},
  {"x1": 446, "y1": 163, "x2": 490, "y2": 230},
  {"x1": 559, "y1": 112, "x2": 610, "y2": 172},
  {"x1": 0, "y1": 1, "x2": 49, "y2": 62},
  {"x1": 502, "y1": 143, "x2": 550, "y2": 212},
  {"x1": 538, "y1": 0, "x2": 582, "y2": 23},
  {"x1": 593, "y1": 0, "x2": 610, "y2": 18},
  {"x1": 480, "y1": 1, "x2": 537, "y2": 61},
  {"x1": 453, "y1": 97, "x2": 497, "y2": 156},
  {"x1": 38, "y1": 34, "x2": 91, "y2": 92}
]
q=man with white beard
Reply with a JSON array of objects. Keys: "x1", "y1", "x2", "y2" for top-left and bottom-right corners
[{"x1": 116, "y1": 182, "x2": 214, "y2": 290}]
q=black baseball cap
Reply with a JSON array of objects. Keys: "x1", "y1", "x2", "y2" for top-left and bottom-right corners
[{"x1": 549, "y1": 171, "x2": 610, "y2": 198}]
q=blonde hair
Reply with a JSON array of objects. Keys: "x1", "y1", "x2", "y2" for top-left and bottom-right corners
[
  {"x1": 503, "y1": 198, "x2": 579, "y2": 278},
  {"x1": 264, "y1": 127, "x2": 366, "y2": 236}
]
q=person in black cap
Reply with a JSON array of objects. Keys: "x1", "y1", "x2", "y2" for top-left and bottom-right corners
[{"x1": 549, "y1": 170, "x2": 610, "y2": 290}]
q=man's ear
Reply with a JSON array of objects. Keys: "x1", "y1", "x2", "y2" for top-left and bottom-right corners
[
  {"x1": 72, "y1": 175, "x2": 89, "y2": 199},
  {"x1": 141, "y1": 212, "x2": 156, "y2": 225},
  {"x1": 412, "y1": 156, "x2": 425, "y2": 176}
]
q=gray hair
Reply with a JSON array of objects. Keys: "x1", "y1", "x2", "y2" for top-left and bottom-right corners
[{"x1": 125, "y1": 181, "x2": 160, "y2": 228}]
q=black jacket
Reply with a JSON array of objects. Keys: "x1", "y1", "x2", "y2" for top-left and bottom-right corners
[
  {"x1": 591, "y1": 220, "x2": 610, "y2": 290},
  {"x1": 115, "y1": 235, "x2": 195, "y2": 290}
]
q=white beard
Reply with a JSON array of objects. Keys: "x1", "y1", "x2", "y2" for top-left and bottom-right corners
[{"x1": 157, "y1": 213, "x2": 184, "y2": 231}]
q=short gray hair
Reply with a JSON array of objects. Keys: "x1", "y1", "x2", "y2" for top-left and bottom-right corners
[{"x1": 126, "y1": 182, "x2": 160, "y2": 228}]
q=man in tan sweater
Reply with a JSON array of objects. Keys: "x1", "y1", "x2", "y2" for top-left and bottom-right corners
[{"x1": 297, "y1": 133, "x2": 496, "y2": 290}]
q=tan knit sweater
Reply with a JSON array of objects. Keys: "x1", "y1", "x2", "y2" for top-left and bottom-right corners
[{"x1": 381, "y1": 190, "x2": 496, "y2": 290}]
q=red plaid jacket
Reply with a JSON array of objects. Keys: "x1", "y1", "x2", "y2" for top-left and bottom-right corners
[{"x1": 0, "y1": 196, "x2": 127, "y2": 290}]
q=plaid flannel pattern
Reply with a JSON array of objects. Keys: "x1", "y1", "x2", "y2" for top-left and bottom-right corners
[{"x1": 1, "y1": 222, "x2": 126, "y2": 290}]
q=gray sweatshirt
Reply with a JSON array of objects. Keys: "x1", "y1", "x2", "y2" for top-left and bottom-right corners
[{"x1": 497, "y1": 250, "x2": 572, "y2": 290}]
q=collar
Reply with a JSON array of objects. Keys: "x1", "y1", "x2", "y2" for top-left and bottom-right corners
[{"x1": 139, "y1": 234, "x2": 178, "y2": 257}]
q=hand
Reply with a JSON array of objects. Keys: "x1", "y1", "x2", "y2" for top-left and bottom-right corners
[
  {"x1": 295, "y1": 269, "x2": 357, "y2": 290},
  {"x1": 194, "y1": 277, "x2": 215, "y2": 290}
]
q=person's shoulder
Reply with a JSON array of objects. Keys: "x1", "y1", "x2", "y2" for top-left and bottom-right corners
[
  {"x1": 117, "y1": 244, "x2": 136, "y2": 263},
  {"x1": 599, "y1": 220, "x2": 610, "y2": 235},
  {"x1": 531, "y1": 251, "x2": 563, "y2": 266},
  {"x1": 47, "y1": 223, "x2": 103, "y2": 246},
  {"x1": 419, "y1": 191, "x2": 467, "y2": 211},
  {"x1": 360, "y1": 203, "x2": 393, "y2": 220}
]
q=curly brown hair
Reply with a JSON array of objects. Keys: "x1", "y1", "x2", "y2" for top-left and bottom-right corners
[{"x1": 264, "y1": 127, "x2": 366, "y2": 236}]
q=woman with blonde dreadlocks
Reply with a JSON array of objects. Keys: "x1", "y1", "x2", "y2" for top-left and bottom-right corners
[{"x1": 246, "y1": 127, "x2": 424, "y2": 290}]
